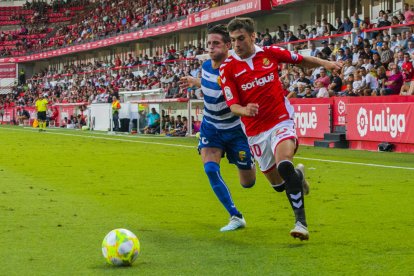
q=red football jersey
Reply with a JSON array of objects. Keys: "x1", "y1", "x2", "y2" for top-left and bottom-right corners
[{"x1": 220, "y1": 45, "x2": 303, "y2": 136}]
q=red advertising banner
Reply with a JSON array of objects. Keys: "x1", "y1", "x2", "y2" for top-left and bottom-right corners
[
  {"x1": 346, "y1": 103, "x2": 414, "y2": 143},
  {"x1": 271, "y1": 0, "x2": 299, "y2": 7},
  {"x1": 0, "y1": 107, "x2": 36, "y2": 124},
  {"x1": 0, "y1": 0, "x2": 266, "y2": 63},
  {"x1": 293, "y1": 104, "x2": 331, "y2": 138},
  {"x1": 0, "y1": 63, "x2": 16, "y2": 78},
  {"x1": 333, "y1": 97, "x2": 349, "y2": 126}
]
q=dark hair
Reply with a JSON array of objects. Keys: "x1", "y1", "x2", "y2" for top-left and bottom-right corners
[
  {"x1": 227, "y1": 17, "x2": 255, "y2": 34},
  {"x1": 207, "y1": 24, "x2": 231, "y2": 43}
]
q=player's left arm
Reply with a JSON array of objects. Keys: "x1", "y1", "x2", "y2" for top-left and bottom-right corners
[
  {"x1": 300, "y1": 56, "x2": 342, "y2": 71},
  {"x1": 179, "y1": 76, "x2": 201, "y2": 90},
  {"x1": 264, "y1": 46, "x2": 342, "y2": 72}
]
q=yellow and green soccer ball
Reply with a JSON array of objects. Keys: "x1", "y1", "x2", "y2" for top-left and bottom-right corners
[{"x1": 102, "y1": 228, "x2": 140, "y2": 266}]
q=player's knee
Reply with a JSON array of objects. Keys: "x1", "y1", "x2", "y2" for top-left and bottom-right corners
[
  {"x1": 241, "y1": 179, "x2": 255, "y2": 188},
  {"x1": 204, "y1": 162, "x2": 220, "y2": 176},
  {"x1": 277, "y1": 160, "x2": 301, "y2": 191}
]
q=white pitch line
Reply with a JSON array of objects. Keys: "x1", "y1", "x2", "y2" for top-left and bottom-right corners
[
  {"x1": 295, "y1": 156, "x2": 414, "y2": 171},
  {"x1": 0, "y1": 127, "x2": 195, "y2": 148},
  {"x1": 2, "y1": 127, "x2": 414, "y2": 171}
]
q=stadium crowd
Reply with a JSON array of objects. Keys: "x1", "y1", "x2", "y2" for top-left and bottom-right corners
[
  {"x1": 2, "y1": 3, "x2": 414, "y2": 130},
  {"x1": 0, "y1": 0, "x2": 231, "y2": 56}
]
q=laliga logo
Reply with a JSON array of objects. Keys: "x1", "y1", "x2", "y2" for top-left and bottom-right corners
[
  {"x1": 357, "y1": 108, "x2": 368, "y2": 137},
  {"x1": 356, "y1": 107, "x2": 406, "y2": 138},
  {"x1": 241, "y1": 73, "x2": 274, "y2": 91},
  {"x1": 294, "y1": 106, "x2": 317, "y2": 135}
]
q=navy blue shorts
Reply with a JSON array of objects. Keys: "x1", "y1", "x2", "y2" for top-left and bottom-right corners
[
  {"x1": 37, "y1": 111, "x2": 46, "y2": 121},
  {"x1": 198, "y1": 124, "x2": 254, "y2": 170}
]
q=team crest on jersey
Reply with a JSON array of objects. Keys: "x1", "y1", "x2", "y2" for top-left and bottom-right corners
[
  {"x1": 238, "y1": 151, "x2": 246, "y2": 161},
  {"x1": 262, "y1": 58, "x2": 274, "y2": 69}
]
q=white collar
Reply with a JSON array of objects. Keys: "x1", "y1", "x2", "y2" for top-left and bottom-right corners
[{"x1": 232, "y1": 45, "x2": 263, "y2": 61}]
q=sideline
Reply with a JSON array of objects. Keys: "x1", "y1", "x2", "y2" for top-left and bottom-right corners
[{"x1": 1, "y1": 126, "x2": 414, "y2": 171}]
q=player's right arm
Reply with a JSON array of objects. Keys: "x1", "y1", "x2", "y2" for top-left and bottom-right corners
[
  {"x1": 229, "y1": 103, "x2": 259, "y2": 117},
  {"x1": 220, "y1": 61, "x2": 258, "y2": 117}
]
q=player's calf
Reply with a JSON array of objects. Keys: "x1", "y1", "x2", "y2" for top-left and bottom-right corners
[
  {"x1": 204, "y1": 162, "x2": 241, "y2": 218},
  {"x1": 277, "y1": 160, "x2": 307, "y2": 228}
]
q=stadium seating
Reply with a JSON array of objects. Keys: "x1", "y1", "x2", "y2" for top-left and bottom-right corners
[{"x1": 2, "y1": 0, "x2": 414, "y2": 112}]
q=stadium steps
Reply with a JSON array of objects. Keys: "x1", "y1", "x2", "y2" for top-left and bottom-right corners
[
  {"x1": 334, "y1": 125, "x2": 346, "y2": 133},
  {"x1": 314, "y1": 140, "x2": 349, "y2": 148},
  {"x1": 314, "y1": 131, "x2": 349, "y2": 149}
]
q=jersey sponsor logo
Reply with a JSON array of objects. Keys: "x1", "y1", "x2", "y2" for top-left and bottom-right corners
[
  {"x1": 224, "y1": 86, "x2": 233, "y2": 100},
  {"x1": 241, "y1": 73, "x2": 275, "y2": 91},
  {"x1": 235, "y1": 69, "x2": 247, "y2": 78}
]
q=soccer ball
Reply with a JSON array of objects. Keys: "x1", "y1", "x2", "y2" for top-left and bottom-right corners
[{"x1": 102, "y1": 228, "x2": 140, "y2": 266}]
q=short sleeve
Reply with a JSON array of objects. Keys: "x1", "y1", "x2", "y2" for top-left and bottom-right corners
[
  {"x1": 219, "y1": 62, "x2": 240, "y2": 107},
  {"x1": 264, "y1": 46, "x2": 303, "y2": 64}
]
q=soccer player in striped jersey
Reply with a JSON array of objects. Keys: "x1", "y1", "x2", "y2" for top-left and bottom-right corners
[{"x1": 180, "y1": 25, "x2": 256, "y2": 232}]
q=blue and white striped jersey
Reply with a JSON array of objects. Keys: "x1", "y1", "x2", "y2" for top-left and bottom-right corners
[{"x1": 201, "y1": 59, "x2": 241, "y2": 131}]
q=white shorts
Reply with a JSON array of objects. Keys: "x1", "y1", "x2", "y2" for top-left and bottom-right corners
[{"x1": 247, "y1": 120, "x2": 298, "y2": 173}]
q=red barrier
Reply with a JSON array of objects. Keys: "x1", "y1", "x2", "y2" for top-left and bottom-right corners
[
  {"x1": 0, "y1": 63, "x2": 16, "y2": 78},
  {"x1": 293, "y1": 103, "x2": 331, "y2": 138},
  {"x1": 0, "y1": 106, "x2": 36, "y2": 125},
  {"x1": 333, "y1": 96, "x2": 414, "y2": 126},
  {"x1": 271, "y1": 0, "x2": 299, "y2": 6},
  {"x1": 346, "y1": 103, "x2": 414, "y2": 143}
]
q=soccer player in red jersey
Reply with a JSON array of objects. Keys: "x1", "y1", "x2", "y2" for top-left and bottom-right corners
[{"x1": 220, "y1": 18, "x2": 342, "y2": 240}]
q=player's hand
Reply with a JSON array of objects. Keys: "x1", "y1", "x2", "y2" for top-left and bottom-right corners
[
  {"x1": 244, "y1": 103, "x2": 259, "y2": 117},
  {"x1": 179, "y1": 76, "x2": 200, "y2": 90},
  {"x1": 325, "y1": 61, "x2": 343, "y2": 72}
]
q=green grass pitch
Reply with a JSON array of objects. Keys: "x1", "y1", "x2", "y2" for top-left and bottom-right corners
[{"x1": 1, "y1": 126, "x2": 413, "y2": 275}]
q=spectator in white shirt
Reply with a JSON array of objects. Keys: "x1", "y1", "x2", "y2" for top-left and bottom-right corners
[
  {"x1": 315, "y1": 20, "x2": 326, "y2": 37},
  {"x1": 363, "y1": 67, "x2": 379, "y2": 95},
  {"x1": 361, "y1": 55, "x2": 374, "y2": 71},
  {"x1": 341, "y1": 58, "x2": 356, "y2": 80},
  {"x1": 315, "y1": 81, "x2": 329, "y2": 98}
]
